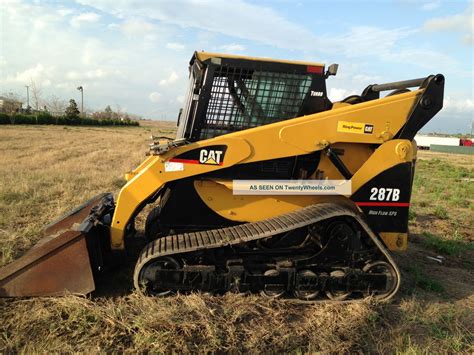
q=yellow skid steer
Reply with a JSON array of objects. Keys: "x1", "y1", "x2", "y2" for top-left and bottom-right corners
[{"x1": 0, "y1": 52, "x2": 444, "y2": 301}]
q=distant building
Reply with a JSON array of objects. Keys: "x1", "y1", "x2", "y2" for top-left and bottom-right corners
[
  {"x1": 0, "y1": 96, "x2": 22, "y2": 113},
  {"x1": 415, "y1": 135, "x2": 461, "y2": 149}
]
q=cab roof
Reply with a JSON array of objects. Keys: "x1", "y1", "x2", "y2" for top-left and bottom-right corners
[{"x1": 192, "y1": 51, "x2": 325, "y2": 68}]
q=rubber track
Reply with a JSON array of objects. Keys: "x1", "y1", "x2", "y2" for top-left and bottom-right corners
[{"x1": 133, "y1": 203, "x2": 401, "y2": 301}]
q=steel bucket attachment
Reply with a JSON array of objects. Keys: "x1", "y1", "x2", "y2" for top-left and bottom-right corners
[{"x1": 0, "y1": 193, "x2": 114, "y2": 297}]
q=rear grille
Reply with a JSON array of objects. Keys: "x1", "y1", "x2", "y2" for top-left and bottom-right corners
[{"x1": 200, "y1": 65, "x2": 312, "y2": 139}]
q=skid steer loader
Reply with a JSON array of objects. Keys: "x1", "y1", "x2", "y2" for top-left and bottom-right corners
[{"x1": 0, "y1": 52, "x2": 444, "y2": 301}]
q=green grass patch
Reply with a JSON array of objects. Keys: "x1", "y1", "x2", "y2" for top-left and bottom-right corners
[
  {"x1": 412, "y1": 159, "x2": 473, "y2": 210},
  {"x1": 421, "y1": 231, "x2": 473, "y2": 256},
  {"x1": 433, "y1": 205, "x2": 448, "y2": 219},
  {"x1": 406, "y1": 265, "x2": 445, "y2": 293},
  {"x1": 428, "y1": 311, "x2": 469, "y2": 352}
]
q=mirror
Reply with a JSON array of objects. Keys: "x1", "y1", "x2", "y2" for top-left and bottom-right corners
[{"x1": 326, "y1": 63, "x2": 339, "y2": 78}]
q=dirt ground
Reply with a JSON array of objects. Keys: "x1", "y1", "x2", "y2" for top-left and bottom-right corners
[{"x1": 0, "y1": 125, "x2": 472, "y2": 353}]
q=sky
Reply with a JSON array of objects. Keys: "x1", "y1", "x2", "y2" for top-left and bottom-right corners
[{"x1": 0, "y1": 0, "x2": 473, "y2": 133}]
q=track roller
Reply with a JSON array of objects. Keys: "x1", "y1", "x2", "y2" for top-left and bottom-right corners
[
  {"x1": 136, "y1": 256, "x2": 181, "y2": 296},
  {"x1": 260, "y1": 269, "x2": 286, "y2": 298},
  {"x1": 325, "y1": 270, "x2": 352, "y2": 301},
  {"x1": 294, "y1": 270, "x2": 319, "y2": 300},
  {"x1": 362, "y1": 261, "x2": 398, "y2": 299}
]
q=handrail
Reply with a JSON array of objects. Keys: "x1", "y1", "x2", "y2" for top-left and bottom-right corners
[{"x1": 370, "y1": 77, "x2": 426, "y2": 92}]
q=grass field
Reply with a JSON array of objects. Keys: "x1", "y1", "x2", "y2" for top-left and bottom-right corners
[{"x1": 0, "y1": 125, "x2": 473, "y2": 353}]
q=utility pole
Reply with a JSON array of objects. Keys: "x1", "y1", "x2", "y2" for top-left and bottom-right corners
[
  {"x1": 25, "y1": 85, "x2": 30, "y2": 111},
  {"x1": 77, "y1": 86, "x2": 84, "y2": 117}
]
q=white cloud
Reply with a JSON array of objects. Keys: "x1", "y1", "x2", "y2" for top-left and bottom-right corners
[
  {"x1": 55, "y1": 82, "x2": 76, "y2": 90},
  {"x1": 2, "y1": 0, "x2": 471, "y2": 128},
  {"x1": 427, "y1": 95, "x2": 474, "y2": 133},
  {"x1": 352, "y1": 74, "x2": 381, "y2": 83},
  {"x1": 3, "y1": 63, "x2": 54, "y2": 85},
  {"x1": 326, "y1": 25, "x2": 457, "y2": 69},
  {"x1": 420, "y1": 1, "x2": 441, "y2": 11},
  {"x1": 66, "y1": 71, "x2": 83, "y2": 80},
  {"x1": 176, "y1": 95, "x2": 185, "y2": 103},
  {"x1": 121, "y1": 19, "x2": 156, "y2": 37},
  {"x1": 57, "y1": 8, "x2": 73, "y2": 17},
  {"x1": 166, "y1": 42, "x2": 185, "y2": 50},
  {"x1": 33, "y1": 18, "x2": 47, "y2": 30},
  {"x1": 443, "y1": 96, "x2": 474, "y2": 113},
  {"x1": 66, "y1": 68, "x2": 115, "y2": 80},
  {"x1": 423, "y1": 1, "x2": 473, "y2": 44},
  {"x1": 149, "y1": 92, "x2": 162, "y2": 102},
  {"x1": 76, "y1": 0, "x2": 315, "y2": 51},
  {"x1": 328, "y1": 88, "x2": 357, "y2": 102},
  {"x1": 159, "y1": 71, "x2": 179, "y2": 86},
  {"x1": 329, "y1": 88, "x2": 348, "y2": 102},
  {"x1": 219, "y1": 43, "x2": 246, "y2": 52},
  {"x1": 329, "y1": 26, "x2": 415, "y2": 58},
  {"x1": 76, "y1": 0, "x2": 459, "y2": 70},
  {"x1": 70, "y1": 12, "x2": 101, "y2": 28},
  {"x1": 79, "y1": 38, "x2": 118, "y2": 67},
  {"x1": 0, "y1": 1, "x2": 186, "y2": 116}
]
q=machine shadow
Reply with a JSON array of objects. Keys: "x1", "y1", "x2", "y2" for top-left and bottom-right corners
[{"x1": 92, "y1": 232, "x2": 147, "y2": 298}]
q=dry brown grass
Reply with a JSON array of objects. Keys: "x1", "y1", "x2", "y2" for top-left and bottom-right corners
[
  {"x1": 1, "y1": 294, "x2": 376, "y2": 352},
  {"x1": 0, "y1": 125, "x2": 171, "y2": 265},
  {"x1": 0, "y1": 125, "x2": 473, "y2": 353}
]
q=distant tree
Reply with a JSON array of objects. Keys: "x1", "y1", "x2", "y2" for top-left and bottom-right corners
[
  {"x1": 2, "y1": 91, "x2": 21, "y2": 103},
  {"x1": 1, "y1": 91, "x2": 23, "y2": 118},
  {"x1": 128, "y1": 113, "x2": 143, "y2": 120},
  {"x1": 115, "y1": 104, "x2": 125, "y2": 120},
  {"x1": 46, "y1": 95, "x2": 67, "y2": 115},
  {"x1": 104, "y1": 105, "x2": 113, "y2": 119},
  {"x1": 65, "y1": 99, "x2": 80, "y2": 120},
  {"x1": 90, "y1": 106, "x2": 141, "y2": 122},
  {"x1": 30, "y1": 79, "x2": 43, "y2": 110}
]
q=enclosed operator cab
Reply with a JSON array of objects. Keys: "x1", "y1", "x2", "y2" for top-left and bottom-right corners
[{"x1": 176, "y1": 51, "x2": 336, "y2": 141}]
